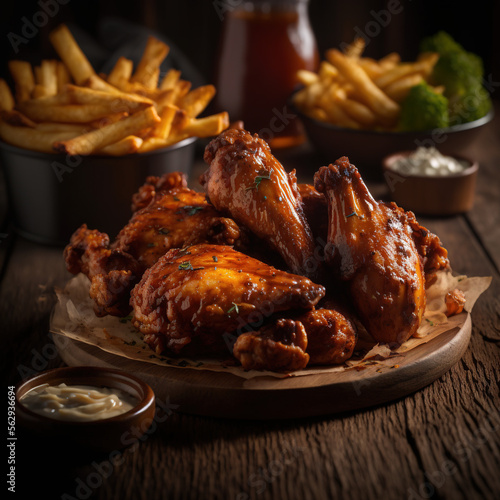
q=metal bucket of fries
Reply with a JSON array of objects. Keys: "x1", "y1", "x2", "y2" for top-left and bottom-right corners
[{"x1": 0, "y1": 137, "x2": 196, "y2": 245}]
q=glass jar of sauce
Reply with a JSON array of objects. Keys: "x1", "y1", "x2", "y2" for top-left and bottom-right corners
[{"x1": 213, "y1": 0, "x2": 319, "y2": 149}]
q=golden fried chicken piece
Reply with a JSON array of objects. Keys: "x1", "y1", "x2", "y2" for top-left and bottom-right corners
[
  {"x1": 297, "y1": 308, "x2": 357, "y2": 365},
  {"x1": 233, "y1": 319, "x2": 310, "y2": 372},
  {"x1": 445, "y1": 289, "x2": 466, "y2": 316},
  {"x1": 130, "y1": 244, "x2": 325, "y2": 356},
  {"x1": 403, "y1": 207, "x2": 449, "y2": 284},
  {"x1": 314, "y1": 157, "x2": 426, "y2": 344},
  {"x1": 64, "y1": 172, "x2": 245, "y2": 317},
  {"x1": 232, "y1": 305, "x2": 357, "y2": 371},
  {"x1": 201, "y1": 129, "x2": 320, "y2": 279},
  {"x1": 131, "y1": 172, "x2": 187, "y2": 212}
]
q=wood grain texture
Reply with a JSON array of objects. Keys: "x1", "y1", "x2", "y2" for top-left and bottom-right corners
[{"x1": 3, "y1": 110, "x2": 500, "y2": 499}]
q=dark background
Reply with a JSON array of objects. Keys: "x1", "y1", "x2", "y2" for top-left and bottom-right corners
[{"x1": 1, "y1": 0, "x2": 499, "y2": 98}]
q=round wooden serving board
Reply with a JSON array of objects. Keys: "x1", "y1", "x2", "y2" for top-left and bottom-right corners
[{"x1": 53, "y1": 314, "x2": 471, "y2": 420}]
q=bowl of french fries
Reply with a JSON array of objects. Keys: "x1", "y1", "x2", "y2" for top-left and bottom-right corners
[
  {"x1": 292, "y1": 37, "x2": 493, "y2": 176},
  {"x1": 0, "y1": 24, "x2": 229, "y2": 244}
]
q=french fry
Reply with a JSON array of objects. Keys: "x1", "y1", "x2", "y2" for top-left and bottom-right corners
[
  {"x1": 0, "y1": 25, "x2": 228, "y2": 155},
  {"x1": 159, "y1": 68, "x2": 181, "y2": 90},
  {"x1": 384, "y1": 73, "x2": 424, "y2": 102},
  {"x1": 84, "y1": 74, "x2": 122, "y2": 94},
  {"x1": 36, "y1": 122, "x2": 90, "y2": 134},
  {"x1": 373, "y1": 57, "x2": 437, "y2": 90},
  {"x1": 39, "y1": 60, "x2": 58, "y2": 96},
  {"x1": 343, "y1": 37, "x2": 366, "y2": 59},
  {"x1": 326, "y1": 49, "x2": 400, "y2": 123},
  {"x1": 318, "y1": 61, "x2": 339, "y2": 81},
  {"x1": 56, "y1": 61, "x2": 71, "y2": 90},
  {"x1": 297, "y1": 69, "x2": 319, "y2": 87},
  {"x1": 108, "y1": 57, "x2": 133, "y2": 88},
  {"x1": 172, "y1": 80, "x2": 192, "y2": 105},
  {"x1": 53, "y1": 106, "x2": 161, "y2": 155},
  {"x1": 8, "y1": 61, "x2": 35, "y2": 103},
  {"x1": 64, "y1": 84, "x2": 154, "y2": 112},
  {"x1": 152, "y1": 105, "x2": 177, "y2": 139},
  {"x1": 97, "y1": 135, "x2": 143, "y2": 156},
  {"x1": 178, "y1": 85, "x2": 216, "y2": 118},
  {"x1": 137, "y1": 136, "x2": 167, "y2": 153},
  {"x1": 87, "y1": 112, "x2": 128, "y2": 129},
  {"x1": 131, "y1": 36, "x2": 169, "y2": 88},
  {"x1": 378, "y1": 52, "x2": 401, "y2": 69},
  {"x1": 0, "y1": 110, "x2": 36, "y2": 127},
  {"x1": 18, "y1": 100, "x2": 123, "y2": 123},
  {"x1": 333, "y1": 88, "x2": 378, "y2": 127},
  {"x1": 357, "y1": 58, "x2": 386, "y2": 79},
  {"x1": 181, "y1": 111, "x2": 230, "y2": 137},
  {"x1": 49, "y1": 24, "x2": 96, "y2": 85},
  {"x1": 0, "y1": 120, "x2": 83, "y2": 153},
  {"x1": 0, "y1": 79, "x2": 15, "y2": 111}
]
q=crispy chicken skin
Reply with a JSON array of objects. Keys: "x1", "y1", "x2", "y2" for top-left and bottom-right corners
[
  {"x1": 130, "y1": 244, "x2": 325, "y2": 355},
  {"x1": 298, "y1": 308, "x2": 357, "y2": 365},
  {"x1": 233, "y1": 319, "x2": 310, "y2": 372},
  {"x1": 131, "y1": 172, "x2": 187, "y2": 212},
  {"x1": 201, "y1": 128, "x2": 319, "y2": 279},
  {"x1": 233, "y1": 307, "x2": 357, "y2": 371},
  {"x1": 314, "y1": 157, "x2": 426, "y2": 344},
  {"x1": 64, "y1": 172, "x2": 245, "y2": 317}
]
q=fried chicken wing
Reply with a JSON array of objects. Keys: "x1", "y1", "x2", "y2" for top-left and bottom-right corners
[
  {"x1": 314, "y1": 157, "x2": 426, "y2": 344},
  {"x1": 64, "y1": 172, "x2": 245, "y2": 317},
  {"x1": 201, "y1": 129, "x2": 320, "y2": 279},
  {"x1": 297, "y1": 308, "x2": 357, "y2": 365},
  {"x1": 130, "y1": 244, "x2": 325, "y2": 355},
  {"x1": 233, "y1": 319, "x2": 310, "y2": 372}
]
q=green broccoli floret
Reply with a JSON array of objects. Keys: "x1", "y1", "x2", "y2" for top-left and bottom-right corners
[
  {"x1": 420, "y1": 31, "x2": 464, "y2": 55},
  {"x1": 448, "y1": 82, "x2": 493, "y2": 125},
  {"x1": 399, "y1": 82, "x2": 450, "y2": 131},
  {"x1": 431, "y1": 50, "x2": 483, "y2": 97},
  {"x1": 419, "y1": 32, "x2": 491, "y2": 124}
]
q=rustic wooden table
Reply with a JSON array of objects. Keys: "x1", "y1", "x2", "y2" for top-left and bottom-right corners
[{"x1": 2, "y1": 107, "x2": 499, "y2": 499}]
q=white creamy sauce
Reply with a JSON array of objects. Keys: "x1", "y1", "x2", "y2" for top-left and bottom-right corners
[
  {"x1": 391, "y1": 147, "x2": 468, "y2": 176},
  {"x1": 20, "y1": 382, "x2": 137, "y2": 422}
]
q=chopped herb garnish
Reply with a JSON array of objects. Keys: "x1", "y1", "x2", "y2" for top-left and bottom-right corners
[
  {"x1": 346, "y1": 211, "x2": 358, "y2": 218},
  {"x1": 119, "y1": 314, "x2": 133, "y2": 323},
  {"x1": 176, "y1": 206, "x2": 204, "y2": 216},
  {"x1": 178, "y1": 261, "x2": 204, "y2": 271},
  {"x1": 158, "y1": 228, "x2": 170, "y2": 235},
  {"x1": 173, "y1": 196, "x2": 180, "y2": 201},
  {"x1": 246, "y1": 168, "x2": 273, "y2": 191},
  {"x1": 147, "y1": 242, "x2": 157, "y2": 248},
  {"x1": 212, "y1": 255, "x2": 218, "y2": 262},
  {"x1": 425, "y1": 318, "x2": 435, "y2": 326},
  {"x1": 178, "y1": 261, "x2": 194, "y2": 271},
  {"x1": 124, "y1": 340, "x2": 137, "y2": 346},
  {"x1": 227, "y1": 302, "x2": 239, "y2": 314}
]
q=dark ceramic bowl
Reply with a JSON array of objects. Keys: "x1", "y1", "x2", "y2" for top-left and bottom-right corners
[
  {"x1": 15, "y1": 366, "x2": 156, "y2": 453},
  {"x1": 0, "y1": 137, "x2": 197, "y2": 245},
  {"x1": 382, "y1": 151, "x2": 478, "y2": 215},
  {"x1": 294, "y1": 102, "x2": 493, "y2": 179}
]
